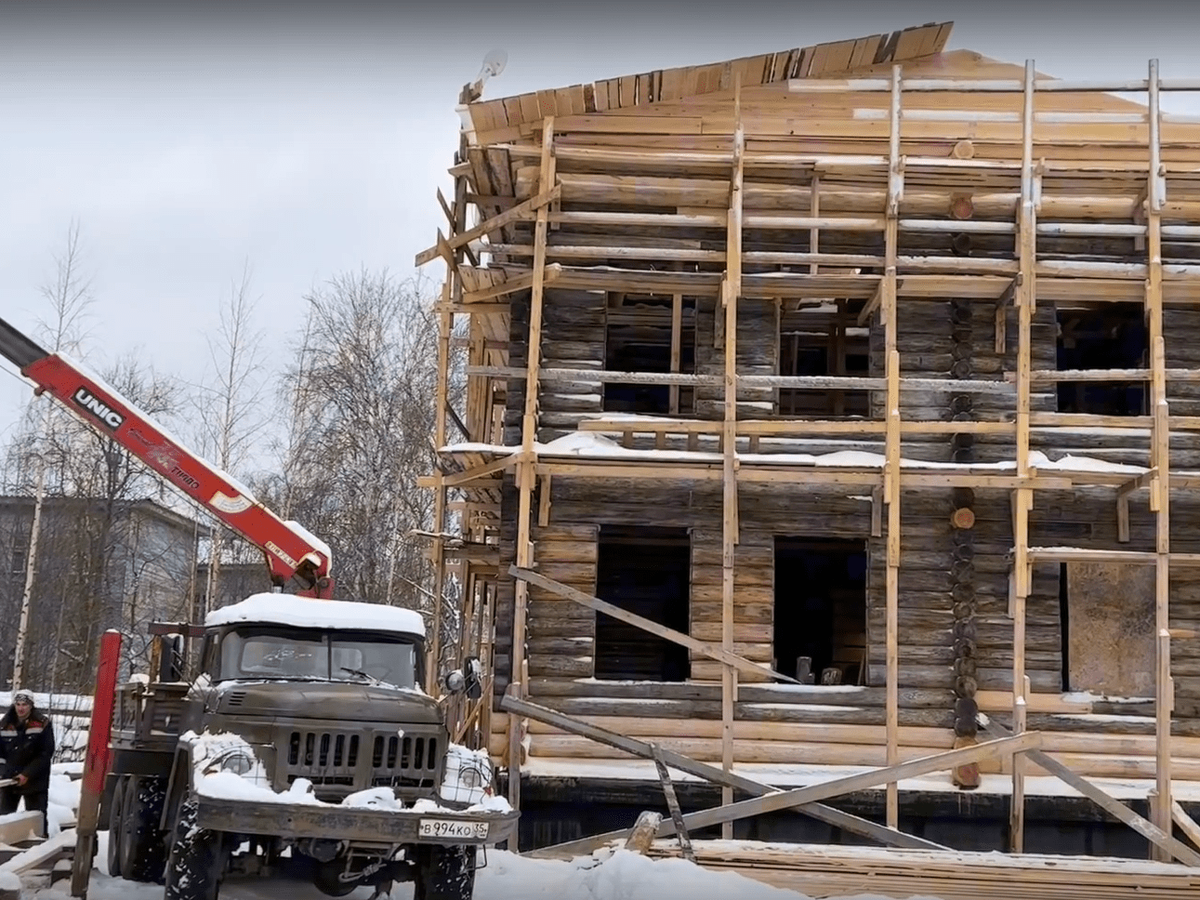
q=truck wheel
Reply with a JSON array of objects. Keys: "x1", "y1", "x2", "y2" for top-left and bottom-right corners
[
  {"x1": 311, "y1": 861, "x2": 367, "y2": 897},
  {"x1": 105, "y1": 775, "x2": 127, "y2": 879},
  {"x1": 164, "y1": 794, "x2": 227, "y2": 900},
  {"x1": 413, "y1": 845, "x2": 476, "y2": 900},
  {"x1": 119, "y1": 775, "x2": 168, "y2": 883}
]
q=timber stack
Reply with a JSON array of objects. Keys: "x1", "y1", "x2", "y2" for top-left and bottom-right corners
[{"x1": 416, "y1": 18, "x2": 1200, "y2": 864}]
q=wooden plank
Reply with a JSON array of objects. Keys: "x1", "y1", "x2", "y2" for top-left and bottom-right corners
[
  {"x1": 883, "y1": 64, "x2": 902, "y2": 831},
  {"x1": 462, "y1": 264, "x2": 563, "y2": 304},
  {"x1": 1174, "y1": 800, "x2": 1200, "y2": 851},
  {"x1": 651, "y1": 743, "x2": 695, "y2": 862},
  {"x1": 0, "y1": 829, "x2": 76, "y2": 875},
  {"x1": 508, "y1": 118, "x2": 557, "y2": 811},
  {"x1": 980, "y1": 722, "x2": 1200, "y2": 867},
  {"x1": 503, "y1": 695, "x2": 948, "y2": 854},
  {"x1": 0, "y1": 811, "x2": 42, "y2": 844},
  {"x1": 1009, "y1": 58, "x2": 1038, "y2": 855},
  {"x1": 414, "y1": 184, "x2": 561, "y2": 267},
  {"x1": 721, "y1": 120, "x2": 746, "y2": 839},
  {"x1": 442, "y1": 453, "x2": 519, "y2": 488},
  {"x1": 534, "y1": 734, "x2": 1042, "y2": 857},
  {"x1": 509, "y1": 566, "x2": 799, "y2": 684},
  {"x1": 1148, "y1": 58, "x2": 1173, "y2": 858}
]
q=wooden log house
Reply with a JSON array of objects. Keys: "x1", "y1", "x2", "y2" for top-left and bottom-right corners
[{"x1": 417, "y1": 21, "x2": 1200, "y2": 857}]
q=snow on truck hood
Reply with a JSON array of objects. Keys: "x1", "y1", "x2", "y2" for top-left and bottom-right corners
[{"x1": 204, "y1": 592, "x2": 425, "y2": 637}]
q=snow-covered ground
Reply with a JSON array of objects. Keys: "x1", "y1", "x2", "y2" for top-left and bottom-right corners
[
  {"x1": 21, "y1": 839, "x2": 893, "y2": 900},
  {"x1": 8, "y1": 765, "x2": 915, "y2": 900}
]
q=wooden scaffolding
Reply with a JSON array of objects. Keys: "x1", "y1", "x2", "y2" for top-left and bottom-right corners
[{"x1": 417, "y1": 22, "x2": 1200, "y2": 863}]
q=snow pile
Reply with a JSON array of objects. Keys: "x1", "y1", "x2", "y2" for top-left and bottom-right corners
[
  {"x1": 22, "y1": 846, "x2": 916, "y2": 899},
  {"x1": 473, "y1": 847, "x2": 825, "y2": 899},
  {"x1": 0, "y1": 770, "x2": 78, "y2": 839},
  {"x1": 0, "y1": 870, "x2": 20, "y2": 892}
]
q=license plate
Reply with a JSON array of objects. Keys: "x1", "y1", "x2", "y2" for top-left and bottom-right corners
[{"x1": 418, "y1": 818, "x2": 490, "y2": 840}]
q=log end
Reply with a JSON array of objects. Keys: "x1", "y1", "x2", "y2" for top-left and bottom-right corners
[{"x1": 624, "y1": 811, "x2": 664, "y2": 855}]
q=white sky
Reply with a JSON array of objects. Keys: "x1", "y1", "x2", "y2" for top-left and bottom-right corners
[{"x1": 1, "y1": 0, "x2": 1197, "y2": 468}]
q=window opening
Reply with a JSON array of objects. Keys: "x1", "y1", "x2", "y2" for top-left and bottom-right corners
[
  {"x1": 604, "y1": 294, "x2": 695, "y2": 414},
  {"x1": 594, "y1": 525, "x2": 690, "y2": 681},
  {"x1": 778, "y1": 299, "x2": 870, "y2": 417},
  {"x1": 774, "y1": 537, "x2": 867, "y2": 685},
  {"x1": 1056, "y1": 303, "x2": 1148, "y2": 415}
]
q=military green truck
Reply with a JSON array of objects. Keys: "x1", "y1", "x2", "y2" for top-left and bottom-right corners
[
  {"x1": 0, "y1": 315, "x2": 516, "y2": 900},
  {"x1": 104, "y1": 593, "x2": 515, "y2": 900}
]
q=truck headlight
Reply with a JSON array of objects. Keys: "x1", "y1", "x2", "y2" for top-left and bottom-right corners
[
  {"x1": 457, "y1": 765, "x2": 484, "y2": 790},
  {"x1": 218, "y1": 750, "x2": 255, "y2": 776},
  {"x1": 439, "y1": 744, "x2": 493, "y2": 805}
]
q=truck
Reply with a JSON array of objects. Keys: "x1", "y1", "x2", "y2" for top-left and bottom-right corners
[{"x1": 0, "y1": 315, "x2": 517, "y2": 900}]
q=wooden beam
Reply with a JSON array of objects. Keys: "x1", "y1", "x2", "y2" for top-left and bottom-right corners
[
  {"x1": 0, "y1": 828, "x2": 75, "y2": 875},
  {"x1": 720, "y1": 118, "x2": 746, "y2": 838},
  {"x1": 510, "y1": 565, "x2": 800, "y2": 684},
  {"x1": 1009, "y1": 58, "x2": 1037, "y2": 854},
  {"x1": 462, "y1": 264, "x2": 563, "y2": 304},
  {"x1": 534, "y1": 733, "x2": 1042, "y2": 857},
  {"x1": 883, "y1": 64, "x2": 902, "y2": 830},
  {"x1": 979, "y1": 722, "x2": 1200, "y2": 867},
  {"x1": 414, "y1": 183, "x2": 562, "y2": 267},
  {"x1": 428, "y1": 279, "x2": 453, "y2": 690},
  {"x1": 1173, "y1": 800, "x2": 1200, "y2": 852},
  {"x1": 501, "y1": 694, "x2": 949, "y2": 855},
  {"x1": 651, "y1": 743, "x2": 695, "y2": 862},
  {"x1": 669, "y1": 293, "x2": 682, "y2": 414},
  {"x1": 508, "y1": 118, "x2": 557, "y2": 811},
  {"x1": 1147, "y1": 57, "x2": 1174, "y2": 859},
  {"x1": 441, "y1": 453, "x2": 519, "y2": 488}
]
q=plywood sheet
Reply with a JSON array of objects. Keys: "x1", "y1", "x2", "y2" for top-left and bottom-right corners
[{"x1": 1067, "y1": 562, "x2": 1155, "y2": 697}]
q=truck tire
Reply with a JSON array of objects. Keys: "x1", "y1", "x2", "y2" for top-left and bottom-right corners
[
  {"x1": 105, "y1": 775, "x2": 127, "y2": 879},
  {"x1": 413, "y1": 845, "x2": 476, "y2": 900},
  {"x1": 164, "y1": 794, "x2": 227, "y2": 900},
  {"x1": 118, "y1": 775, "x2": 168, "y2": 883}
]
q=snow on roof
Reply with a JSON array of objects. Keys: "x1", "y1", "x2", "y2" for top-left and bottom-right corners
[{"x1": 204, "y1": 592, "x2": 425, "y2": 637}]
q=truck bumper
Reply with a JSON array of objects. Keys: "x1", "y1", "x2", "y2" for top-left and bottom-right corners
[{"x1": 194, "y1": 794, "x2": 520, "y2": 847}]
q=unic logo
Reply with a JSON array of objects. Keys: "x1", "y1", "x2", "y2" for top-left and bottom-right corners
[{"x1": 72, "y1": 387, "x2": 124, "y2": 430}]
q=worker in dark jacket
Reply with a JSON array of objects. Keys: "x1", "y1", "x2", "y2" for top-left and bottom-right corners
[{"x1": 0, "y1": 689, "x2": 55, "y2": 835}]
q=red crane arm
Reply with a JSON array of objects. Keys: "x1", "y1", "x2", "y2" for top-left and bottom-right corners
[{"x1": 0, "y1": 316, "x2": 333, "y2": 598}]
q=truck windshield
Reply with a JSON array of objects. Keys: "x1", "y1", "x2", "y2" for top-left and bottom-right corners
[{"x1": 218, "y1": 626, "x2": 418, "y2": 688}]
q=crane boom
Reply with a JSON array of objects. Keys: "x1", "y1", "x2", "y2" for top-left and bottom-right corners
[{"x1": 0, "y1": 315, "x2": 333, "y2": 598}]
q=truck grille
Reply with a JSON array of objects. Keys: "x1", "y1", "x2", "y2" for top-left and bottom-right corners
[{"x1": 282, "y1": 728, "x2": 440, "y2": 791}]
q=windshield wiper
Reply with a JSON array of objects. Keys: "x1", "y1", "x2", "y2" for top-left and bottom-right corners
[{"x1": 340, "y1": 666, "x2": 382, "y2": 685}]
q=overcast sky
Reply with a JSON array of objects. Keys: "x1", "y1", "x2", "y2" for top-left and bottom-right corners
[{"x1": 1, "y1": 0, "x2": 1197, "y2": 468}]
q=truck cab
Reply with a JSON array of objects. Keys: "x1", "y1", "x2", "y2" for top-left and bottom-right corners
[
  {"x1": 105, "y1": 594, "x2": 516, "y2": 900},
  {"x1": 190, "y1": 593, "x2": 447, "y2": 804}
]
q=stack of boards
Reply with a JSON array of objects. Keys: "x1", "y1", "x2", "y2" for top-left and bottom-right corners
[{"x1": 641, "y1": 840, "x2": 1200, "y2": 899}]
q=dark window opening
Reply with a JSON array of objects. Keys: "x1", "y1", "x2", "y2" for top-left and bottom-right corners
[
  {"x1": 1056, "y1": 303, "x2": 1148, "y2": 415},
  {"x1": 779, "y1": 299, "x2": 870, "y2": 417},
  {"x1": 594, "y1": 525, "x2": 690, "y2": 682},
  {"x1": 774, "y1": 537, "x2": 867, "y2": 685},
  {"x1": 604, "y1": 295, "x2": 695, "y2": 415}
]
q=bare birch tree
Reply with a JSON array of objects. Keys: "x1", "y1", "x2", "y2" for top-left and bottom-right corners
[
  {"x1": 191, "y1": 262, "x2": 269, "y2": 616},
  {"x1": 8, "y1": 221, "x2": 94, "y2": 689},
  {"x1": 264, "y1": 269, "x2": 440, "y2": 612}
]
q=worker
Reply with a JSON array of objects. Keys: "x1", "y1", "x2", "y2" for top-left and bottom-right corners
[{"x1": 0, "y1": 689, "x2": 56, "y2": 836}]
